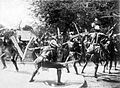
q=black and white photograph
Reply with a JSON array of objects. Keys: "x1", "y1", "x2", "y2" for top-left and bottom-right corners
[{"x1": 0, "y1": 0, "x2": 120, "y2": 88}]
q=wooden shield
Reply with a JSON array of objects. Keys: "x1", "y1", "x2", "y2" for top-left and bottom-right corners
[
  {"x1": 10, "y1": 36, "x2": 24, "y2": 59},
  {"x1": 22, "y1": 36, "x2": 34, "y2": 61}
]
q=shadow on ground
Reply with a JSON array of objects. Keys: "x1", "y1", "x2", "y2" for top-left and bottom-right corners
[
  {"x1": 97, "y1": 69, "x2": 120, "y2": 83},
  {"x1": 33, "y1": 79, "x2": 82, "y2": 87}
]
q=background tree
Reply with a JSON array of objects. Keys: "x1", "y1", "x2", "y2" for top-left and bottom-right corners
[
  {"x1": 31, "y1": 0, "x2": 119, "y2": 42},
  {"x1": 0, "y1": 24, "x2": 4, "y2": 29}
]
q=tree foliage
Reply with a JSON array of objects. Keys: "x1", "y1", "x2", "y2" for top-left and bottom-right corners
[{"x1": 31, "y1": 0, "x2": 119, "y2": 34}]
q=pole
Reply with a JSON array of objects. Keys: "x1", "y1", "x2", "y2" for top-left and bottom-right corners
[{"x1": 72, "y1": 22, "x2": 80, "y2": 34}]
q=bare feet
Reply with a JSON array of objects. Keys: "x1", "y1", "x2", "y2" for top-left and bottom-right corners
[
  {"x1": 29, "y1": 79, "x2": 34, "y2": 82},
  {"x1": 81, "y1": 71, "x2": 84, "y2": 73},
  {"x1": 103, "y1": 70, "x2": 105, "y2": 73},
  {"x1": 95, "y1": 74, "x2": 97, "y2": 78},
  {"x1": 3, "y1": 66, "x2": 7, "y2": 69},
  {"x1": 57, "y1": 82, "x2": 65, "y2": 85},
  {"x1": 109, "y1": 72, "x2": 112, "y2": 74},
  {"x1": 115, "y1": 68, "x2": 118, "y2": 70}
]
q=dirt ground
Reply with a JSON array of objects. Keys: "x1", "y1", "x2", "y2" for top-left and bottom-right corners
[
  {"x1": 0, "y1": 61, "x2": 120, "y2": 88},
  {"x1": 80, "y1": 62, "x2": 120, "y2": 88}
]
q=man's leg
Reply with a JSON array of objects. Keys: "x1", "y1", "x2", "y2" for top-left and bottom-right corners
[
  {"x1": 0, "y1": 47, "x2": 7, "y2": 69},
  {"x1": 114, "y1": 56, "x2": 117, "y2": 70},
  {"x1": 1, "y1": 55, "x2": 7, "y2": 69},
  {"x1": 29, "y1": 63, "x2": 41, "y2": 82},
  {"x1": 29, "y1": 56, "x2": 43, "y2": 82},
  {"x1": 57, "y1": 68, "x2": 62, "y2": 84},
  {"x1": 109, "y1": 60, "x2": 112, "y2": 74},
  {"x1": 11, "y1": 54, "x2": 19, "y2": 71},
  {"x1": 73, "y1": 62, "x2": 79, "y2": 74},
  {"x1": 57, "y1": 68, "x2": 64, "y2": 85}
]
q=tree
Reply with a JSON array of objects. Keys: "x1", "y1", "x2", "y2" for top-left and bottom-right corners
[
  {"x1": 0, "y1": 24, "x2": 4, "y2": 29},
  {"x1": 31, "y1": 0, "x2": 119, "y2": 41}
]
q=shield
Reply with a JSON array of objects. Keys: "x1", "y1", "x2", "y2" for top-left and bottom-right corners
[
  {"x1": 10, "y1": 36, "x2": 23, "y2": 58},
  {"x1": 22, "y1": 36, "x2": 34, "y2": 61}
]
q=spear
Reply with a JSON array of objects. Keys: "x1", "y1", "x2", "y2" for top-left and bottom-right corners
[
  {"x1": 18, "y1": 20, "x2": 22, "y2": 30},
  {"x1": 106, "y1": 23, "x2": 117, "y2": 35},
  {"x1": 72, "y1": 22, "x2": 80, "y2": 35}
]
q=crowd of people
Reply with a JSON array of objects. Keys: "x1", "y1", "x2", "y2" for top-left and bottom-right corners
[
  {"x1": 29, "y1": 17, "x2": 120, "y2": 84},
  {"x1": 0, "y1": 17, "x2": 120, "y2": 85}
]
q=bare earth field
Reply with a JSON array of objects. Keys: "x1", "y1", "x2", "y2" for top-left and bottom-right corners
[{"x1": 0, "y1": 61, "x2": 120, "y2": 88}]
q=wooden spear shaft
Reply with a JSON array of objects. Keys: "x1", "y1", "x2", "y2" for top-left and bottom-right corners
[{"x1": 72, "y1": 22, "x2": 80, "y2": 34}]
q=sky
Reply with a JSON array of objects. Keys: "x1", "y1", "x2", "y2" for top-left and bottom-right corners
[{"x1": 0, "y1": 0, "x2": 33, "y2": 28}]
